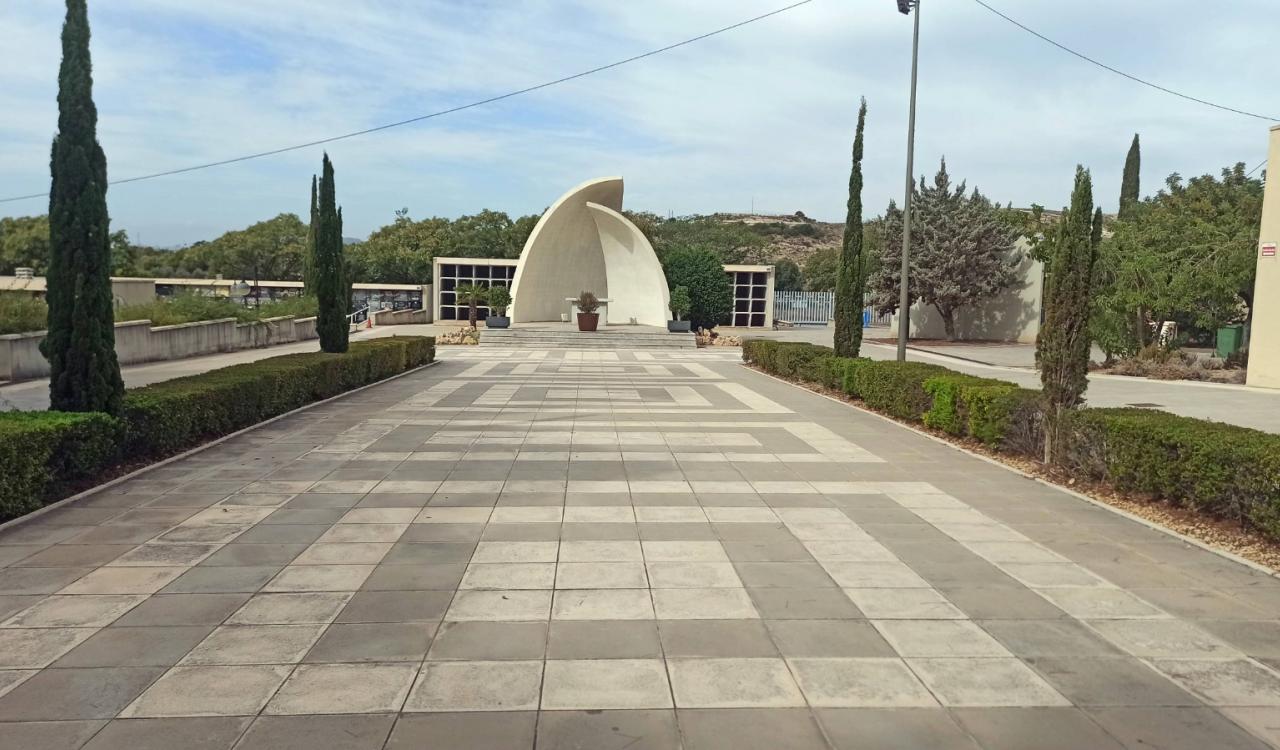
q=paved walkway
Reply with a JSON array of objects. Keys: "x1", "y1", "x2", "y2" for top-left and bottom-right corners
[{"x1": 1, "y1": 348, "x2": 1279, "y2": 749}]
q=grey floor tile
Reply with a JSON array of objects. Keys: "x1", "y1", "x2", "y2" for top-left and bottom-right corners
[
  {"x1": 428, "y1": 621, "x2": 547, "y2": 660},
  {"x1": 361, "y1": 562, "x2": 466, "y2": 590},
  {"x1": 387, "y1": 711, "x2": 535, "y2": 748},
  {"x1": 818, "y1": 707, "x2": 979, "y2": 749},
  {"x1": 767, "y1": 619, "x2": 895, "y2": 657},
  {"x1": 235, "y1": 714, "x2": 395, "y2": 749},
  {"x1": 733, "y1": 562, "x2": 835, "y2": 588},
  {"x1": 1027, "y1": 657, "x2": 1200, "y2": 707},
  {"x1": 537, "y1": 709, "x2": 678, "y2": 749},
  {"x1": 658, "y1": 620, "x2": 778, "y2": 658},
  {"x1": 335, "y1": 590, "x2": 452, "y2": 623},
  {"x1": 0, "y1": 719, "x2": 106, "y2": 749},
  {"x1": 161, "y1": 566, "x2": 280, "y2": 594},
  {"x1": 81, "y1": 717, "x2": 250, "y2": 750},
  {"x1": 952, "y1": 707, "x2": 1125, "y2": 750},
  {"x1": 546, "y1": 620, "x2": 662, "y2": 659},
  {"x1": 304, "y1": 622, "x2": 435, "y2": 662},
  {"x1": 0, "y1": 666, "x2": 165, "y2": 720},
  {"x1": 980, "y1": 619, "x2": 1124, "y2": 657},
  {"x1": 1086, "y1": 706, "x2": 1273, "y2": 750},
  {"x1": 54, "y1": 625, "x2": 213, "y2": 667},
  {"x1": 198, "y1": 543, "x2": 306, "y2": 567},
  {"x1": 678, "y1": 708, "x2": 828, "y2": 750},
  {"x1": 747, "y1": 587, "x2": 863, "y2": 619},
  {"x1": 111, "y1": 593, "x2": 250, "y2": 626}
]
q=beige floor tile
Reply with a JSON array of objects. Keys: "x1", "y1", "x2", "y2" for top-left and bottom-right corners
[
  {"x1": 121, "y1": 664, "x2": 293, "y2": 717},
  {"x1": 404, "y1": 660, "x2": 543, "y2": 711},
  {"x1": 265, "y1": 663, "x2": 418, "y2": 714},
  {"x1": 668, "y1": 658, "x2": 804, "y2": 707},
  {"x1": 541, "y1": 659, "x2": 673, "y2": 709}
]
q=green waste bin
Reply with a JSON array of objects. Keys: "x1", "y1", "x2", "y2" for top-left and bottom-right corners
[{"x1": 1216, "y1": 325, "x2": 1244, "y2": 358}]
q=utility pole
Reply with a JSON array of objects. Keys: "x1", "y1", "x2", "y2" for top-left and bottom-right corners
[{"x1": 896, "y1": 0, "x2": 920, "y2": 362}]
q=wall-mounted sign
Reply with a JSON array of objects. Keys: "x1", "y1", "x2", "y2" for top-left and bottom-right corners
[{"x1": 1263, "y1": 242, "x2": 1277, "y2": 257}]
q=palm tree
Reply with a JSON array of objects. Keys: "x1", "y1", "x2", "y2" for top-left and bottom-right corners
[{"x1": 454, "y1": 284, "x2": 487, "y2": 328}]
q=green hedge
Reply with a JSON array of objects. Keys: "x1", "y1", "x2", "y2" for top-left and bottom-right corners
[
  {"x1": 124, "y1": 336, "x2": 434, "y2": 455},
  {"x1": 1063, "y1": 409, "x2": 1280, "y2": 536},
  {"x1": 743, "y1": 338, "x2": 1280, "y2": 541},
  {"x1": 0, "y1": 336, "x2": 435, "y2": 523},
  {"x1": 0, "y1": 412, "x2": 124, "y2": 519}
]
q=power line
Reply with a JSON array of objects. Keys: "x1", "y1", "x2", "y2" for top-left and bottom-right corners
[
  {"x1": 1246, "y1": 159, "x2": 1267, "y2": 177},
  {"x1": 0, "y1": 0, "x2": 815, "y2": 205},
  {"x1": 970, "y1": 0, "x2": 1279, "y2": 123}
]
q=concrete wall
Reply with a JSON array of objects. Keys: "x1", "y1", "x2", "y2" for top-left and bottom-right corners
[
  {"x1": 111, "y1": 278, "x2": 156, "y2": 306},
  {"x1": 510, "y1": 177, "x2": 620, "y2": 323},
  {"x1": 1247, "y1": 126, "x2": 1280, "y2": 388},
  {"x1": 587, "y1": 201, "x2": 671, "y2": 327},
  {"x1": 890, "y1": 242, "x2": 1043, "y2": 343},
  {"x1": 0, "y1": 316, "x2": 319, "y2": 382},
  {"x1": 372, "y1": 308, "x2": 430, "y2": 325}
]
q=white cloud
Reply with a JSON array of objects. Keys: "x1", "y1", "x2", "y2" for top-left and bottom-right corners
[{"x1": 0, "y1": 0, "x2": 1274, "y2": 246}]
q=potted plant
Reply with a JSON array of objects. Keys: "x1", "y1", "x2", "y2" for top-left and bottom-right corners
[
  {"x1": 575, "y1": 290, "x2": 600, "y2": 332},
  {"x1": 668, "y1": 286, "x2": 692, "y2": 332},
  {"x1": 485, "y1": 286, "x2": 511, "y2": 328},
  {"x1": 453, "y1": 283, "x2": 487, "y2": 329}
]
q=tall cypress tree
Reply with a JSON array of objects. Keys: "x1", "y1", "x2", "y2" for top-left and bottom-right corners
[
  {"x1": 312, "y1": 153, "x2": 349, "y2": 353},
  {"x1": 303, "y1": 175, "x2": 318, "y2": 293},
  {"x1": 1119, "y1": 133, "x2": 1140, "y2": 221},
  {"x1": 42, "y1": 0, "x2": 124, "y2": 414},
  {"x1": 834, "y1": 98, "x2": 868, "y2": 357},
  {"x1": 1037, "y1": 166, "x2": 1102, "y2": 462}
]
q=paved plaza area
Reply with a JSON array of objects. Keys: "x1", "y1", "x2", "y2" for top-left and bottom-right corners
[{"x1": 1, "y1": 347, "x2": 1280, "y2": 749}]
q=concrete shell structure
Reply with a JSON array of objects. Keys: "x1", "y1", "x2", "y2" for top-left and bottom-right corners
[{"x1": 510, "y1": 177, "x2": 670, "y2": 326}]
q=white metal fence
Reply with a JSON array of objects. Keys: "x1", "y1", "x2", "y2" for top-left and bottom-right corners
[
  {"x1": 774, "y1": 291, "x2": 834, "y2": 326},
  {"x1": 773, "y1": 291, "x2": 891, "y2": 327}
]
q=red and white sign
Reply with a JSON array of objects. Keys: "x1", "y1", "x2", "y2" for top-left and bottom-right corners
[{"x1": 1263, "y1": 242, "x2": 1277, "y2": 258}]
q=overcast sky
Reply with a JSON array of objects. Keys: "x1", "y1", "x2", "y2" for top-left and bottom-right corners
[{"x1": 1, "y1": 0, "x2": 1275, "y2": 247}]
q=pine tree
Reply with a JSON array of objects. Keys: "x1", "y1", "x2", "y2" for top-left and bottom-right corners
[
  {"x1": 312, "y1": 153, "x2": 349, "y2": 353},
  {"x1": 41, "y1": 0, "x2": 124, "y2": 414},
  {"x1": 872, "y1": 160, "x2": 1020, "y2": 340},
  {"x1": 1037, "y1": 166, "x2": 1102, "y2": 462},
  {"x1": 1119, "y1": 133, "x2": 1140, "y2": 221},
  {"x1": 834, "y1": 98, "x2": 868, "y2": 357}
]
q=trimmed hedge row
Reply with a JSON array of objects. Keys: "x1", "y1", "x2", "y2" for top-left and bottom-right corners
[
  {"x1": 0, "y1": 336, "x2": 435, "y2": 522},
  {"x1": 744, "y1": 339, "x2": 1280, "y2": 541}
]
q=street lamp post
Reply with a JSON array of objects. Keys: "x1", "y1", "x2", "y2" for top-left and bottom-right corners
[{"x1": 896, "y1": 0, "x2": 920, "y2": 362}]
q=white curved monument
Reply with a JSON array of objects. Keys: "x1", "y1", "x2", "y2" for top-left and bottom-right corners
[{"x1": 509, "y1": 176, "x2": 670, "y2": 326}]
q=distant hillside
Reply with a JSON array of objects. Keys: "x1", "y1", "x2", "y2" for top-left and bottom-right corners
[{"x1": 706, "y1": 212, "x2": 844, "y2": 265}]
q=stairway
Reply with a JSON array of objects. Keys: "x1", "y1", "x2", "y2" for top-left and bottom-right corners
[{"x1": 478, "y1": 326, "x2": 697, "y2": 350}]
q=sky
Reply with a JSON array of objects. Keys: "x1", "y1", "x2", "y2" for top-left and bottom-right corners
[{"x1": 1, "y1": 0, "x2": 1275, "y2": 248}]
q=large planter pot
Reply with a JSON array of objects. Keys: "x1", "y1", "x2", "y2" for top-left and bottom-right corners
[
  {"x1": 485, "y1": 315, "x2": 510, "y2": 329},
  {"x1": 577, "y1": 312, "x2": 599, "y2": 332},
  {"x1": 667, "y1": 320, "x2": 691, "y2": 333}
]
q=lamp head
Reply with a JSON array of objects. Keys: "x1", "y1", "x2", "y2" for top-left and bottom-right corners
[{"x1": 897, "y1": 0, "x2": 914, "y2": 13}]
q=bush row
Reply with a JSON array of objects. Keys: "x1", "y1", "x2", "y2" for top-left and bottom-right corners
[
  {"x1": 0, "y1": 336, "x2": 435, "y2": 522},
  {"x1": 743, "y1": 339, "x2": 1280, "y2": 540}
]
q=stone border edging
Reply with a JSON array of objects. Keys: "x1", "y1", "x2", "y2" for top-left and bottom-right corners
[
  {"x1": 740, "y1": 362, "x2": 1280, "y2": 580},
  {"x1": 0, "y1": 360, "x2": 442, "y2": 535}
]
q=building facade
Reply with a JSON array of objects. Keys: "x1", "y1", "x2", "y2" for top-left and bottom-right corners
[
  {"x1": 1247, "y1": 125, "x2": 1280, "y2": 389},
  {"x1": 432, "y1": 177, "x2": 775, "y2": 328}
]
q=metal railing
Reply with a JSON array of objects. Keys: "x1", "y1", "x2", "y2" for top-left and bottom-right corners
[
  {"x1": 773, "y1": 291, "x2": 892, "y2": 328},
  {"x1": 347, "y1": 306, "x2": 370, "y2": 330}
]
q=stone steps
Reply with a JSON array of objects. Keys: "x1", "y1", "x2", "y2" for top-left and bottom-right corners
[{"x1": 478, "y1": 328, "x2": 697, "y2": 350}]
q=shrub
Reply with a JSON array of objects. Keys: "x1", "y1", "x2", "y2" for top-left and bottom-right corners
[
  {"x1": 742, "y1": 339, "x2": 780, "y2": 369},
  {"x1": 922, "y1": 374, "x2": 1001, "y2": 435},
  {"x1": 669, "y1": 286, "x2": 691, "y2": 321},
  {"x1": 0, "y1": 293, "x2": 48, "y2": 335},
  {"x1": 1061, "y1": 408, "x2": 1280, "y2": 536},
  {"x1": 116, "y1": 293, "x2": 319, "y2": 327},
  {"x1": 0, "y1": 411, "x2": 123, "y2": 520},
  {"x1": 846, "y1": 360, "x2": 951, "y2": 421},
  {"x1": 773, "y1": 343, "x2": 831, "y2": 380},
  {"x1": 663, "y1": 247, "x2": 733, "y2": 330},
  {"x1": 122, "y1": 336, "x2": 434, "y2": 456},
  {"x1": 486, "y1": 286, "x2": 511, "y2": 316},
  {"x1": 965, "y1": 385, "x2": 1041, "y2": 451}
]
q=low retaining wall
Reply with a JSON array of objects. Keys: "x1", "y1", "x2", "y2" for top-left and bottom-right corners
[
  {"x1": 372, "y1": 308, "x2": 431, "y2": 325},
  {"x1": 0, "y1": 316, "x2": 320, "y2": 381}
]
